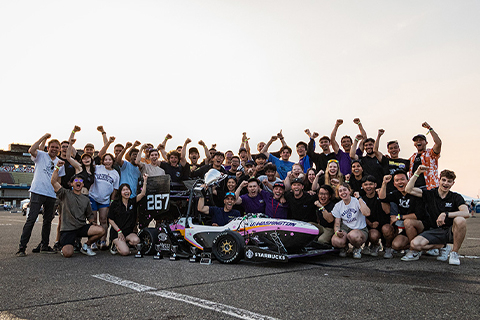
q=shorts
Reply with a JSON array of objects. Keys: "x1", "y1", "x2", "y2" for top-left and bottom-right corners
[
  {"x1": 89, "y1": 197, "x2": 110, "y2": 211},
  {"x1": 340, "y1": 223, "x2": 368, "y2": 240},
  {"x1": 110, "y1": 228, "x2": 134, "y2": 241},
  {"x1": 60, "y1": 225, "x2": 92, "y2": 247},
  {"x1": 419, "y1": 227, "x2": 453, "y2": 245}
]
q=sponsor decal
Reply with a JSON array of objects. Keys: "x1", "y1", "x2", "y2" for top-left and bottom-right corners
[
  {"x1": 254, "y1": 252, "x2": 286, "y2": 260},
  {"x1": 158, "y1": 243, "x2": 171, "y2": 250},
  {"x1": 158, "y1": 233, "x2": 168, "y2": 242},
  {"x1": 399, "y1": 198, "x2": 411, "y2": 208},
  {"x1": 249, "y1": 220, "x2": 296, "y2": 227},
  {"x1": 245, "y1": 249, "x2": 254, "y2": 259}
]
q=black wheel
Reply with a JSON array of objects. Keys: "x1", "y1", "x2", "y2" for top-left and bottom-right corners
[
  {"x1": 212, "y1": 231, "x2": 245, "y2": 264},
  {"x1": 137, "y1": 228, "x2": 160, "y2": 255}
]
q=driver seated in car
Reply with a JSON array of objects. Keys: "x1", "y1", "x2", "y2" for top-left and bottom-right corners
[{"x1": 197, "y1": 192, "x2": 241, "y2": 226}]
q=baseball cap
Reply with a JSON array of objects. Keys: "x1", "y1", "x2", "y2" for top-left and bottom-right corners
[
  {"x1": 273, "y1": 181, "x2": 285, "y2": 189},
  {"x1": 412, "y1": 134, "x2": 426, "y2": 141}
]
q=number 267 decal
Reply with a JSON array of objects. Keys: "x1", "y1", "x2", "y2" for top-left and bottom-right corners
[{"x1": 146, "y1": 194, "x2": 170, "y2": 210}]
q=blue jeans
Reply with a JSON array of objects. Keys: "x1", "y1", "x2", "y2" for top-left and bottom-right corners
[{"x1": 19, "y1": 192, "x2": 56, "y2": 249}]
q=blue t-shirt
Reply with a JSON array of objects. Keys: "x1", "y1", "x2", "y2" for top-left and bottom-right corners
[
  {"x1": 209, "y1": 206, "x2": 241, "y2": 226},
  {"x1": 268, "y1": 154, "x2": 294, "y2": 180},
  {"x1": 120, "y1": 161, "x2": 141, "y2": 198}
]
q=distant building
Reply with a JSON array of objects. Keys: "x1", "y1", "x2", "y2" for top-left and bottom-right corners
[{"x1": 0, "y1": 144, "x2": 34, "y2": 208}]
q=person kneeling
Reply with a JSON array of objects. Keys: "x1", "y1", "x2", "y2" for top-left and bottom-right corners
[
  {"x1": 108, "y1": 174, "x2": 148, "y2": 256},
  {"x1": 52, "y1": 161, "x2": 105, "y2": 258}
]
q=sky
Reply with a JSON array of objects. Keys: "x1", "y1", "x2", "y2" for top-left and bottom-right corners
[{"x1": 1, "y1": 1, "x2": 479, "y2": 197}]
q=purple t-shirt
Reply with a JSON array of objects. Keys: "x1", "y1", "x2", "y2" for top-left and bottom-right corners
[
  {"x1": 264, "y1": 192, "x2": 289, "y2": 219},
  {"x1": 240, "y1": 189, "x2": 269, "y2": 214}
]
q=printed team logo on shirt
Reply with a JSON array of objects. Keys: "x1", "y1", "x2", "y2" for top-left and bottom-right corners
[
  {"x1": 96, "y1": 173, "x2": 115, "y2": 184},
  {"x1": 399, "y1": 198, "x2": 411, "y2": 208},
  {"x1": 445, "y1": 203, "x2": 452, "y2": 208}
]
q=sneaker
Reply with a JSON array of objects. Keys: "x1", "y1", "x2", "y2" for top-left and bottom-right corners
[
  {"x1": 339, "y1": 248, "x2": 347, "y2": 258},
  {"x1": 99, "y1": 241, "x2": 108, "y2": 251},
  {"x1": 16, "y1": 248, "x2": 26, "y2": 257},
  {"x1": 90, "y1": 242, "x2": 98, "y2": 250},
  {"x1": 384, "y1": 247, "x2": 393, "y2": 259},
  {"x1": 449, "y1": 251, "x2": 460, "y2": 265},
  {"x1": 425, "y1": 249, "x2": 439, "y2": 256},
  {"x1": 32, "y1": 243, "x2": 41, "y2": 253},
  {"x1": 110, "y1": 243, "x2": 118, "y2": 255},
  {"x1": 370, "y1": 245, "x2": 380, "y2": 257},
  {"x1": 40, "y1": 245, "x2": 56, "y2": 254},
  {"x1": 353, "y1": 248, "x2": 362, "y2": 259},
  {"x1": 73, "y1": 239, "x2": 81, "y2": 253},
  {"x1": 437, "y1": 245, "x2": 452, "y2": 262},
  {"x1": 81, "y1": 243, "x2": 96, "y2": 256},
  {"x1": 401, "y1": 250, "x2": 422, "y2": 261},
  {"x1": 53, "y1": 242, "x2": 62, "y2": 252},
  {"x1": 362, "y1": 245, "x2": 371, "y2": 255}
]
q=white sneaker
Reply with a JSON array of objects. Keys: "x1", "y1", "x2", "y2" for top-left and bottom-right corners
[
  {"x1": 81, "y1": 243, "x2": 96, "y2": 256},
  {"x1": 449, "y1": 251, "x2": 460, "y2": 265},
  {"x1": 401, "y1": 250, "x2": 421, "y2": 261},
  {"x1": 370, "y1": 245, "x2": 380, "y2": 257},
  {"x1": 425, "y1": 249, "x2": 439, "y2": 256},
  {"x1": 90, "y1": 242, "x2": 98, "y2": 250},
  {"x1": 384, "y1": 247, "x2": 393, "y2": 259},
  {"x1": 437, "y1": 245, "x2": 452, "y2": 262},
  {"x1": 353, "y1": 248, "x2": 362, "y2": 259}
]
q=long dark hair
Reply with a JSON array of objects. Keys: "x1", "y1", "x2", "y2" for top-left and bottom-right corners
[
  {"x1": 115, "y1": 183, "x2": 132, "y2": 201},
  {"x1": 81, "y1": 153, "x2": 95, "y2": 175}
]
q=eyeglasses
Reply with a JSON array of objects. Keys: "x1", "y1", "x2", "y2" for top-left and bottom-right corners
[
  {"x1": 73, "y1": 178, "x2": 84, "y2": 183},
  {"x1": 327, "y1": 159, "x2": 339, "y2": 164}
]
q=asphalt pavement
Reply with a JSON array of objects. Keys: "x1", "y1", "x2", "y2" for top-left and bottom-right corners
[{"x1": 0, "y1": 210, "x2": 479, "y2": 320}]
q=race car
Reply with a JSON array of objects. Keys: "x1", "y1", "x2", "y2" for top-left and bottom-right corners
[{"x1": 137, "y1": 169, "x2": 336, "y2": 264}]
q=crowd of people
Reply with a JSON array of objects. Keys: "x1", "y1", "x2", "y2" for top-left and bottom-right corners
[{"x1": 16, "y1": 120, "x2": 470, "y2": 266}]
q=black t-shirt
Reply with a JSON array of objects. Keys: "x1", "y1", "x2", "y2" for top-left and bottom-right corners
[
  {"x1": 359, "y1": 154, "x2": 387, "y2": 186},
  {"x1": 160, "y1": 162, "x2": 190, "y2": 183},
  {"x1": 422, "y1": 188, "x2": 465, "y2": 229},
  {"x1": 348, "y1": 176, "x2": 363, "y2": 193},
  {"x1": 316, "y1": 200, "x2": 337, "y2": 228},
  {"x1": 285, "y1": 191, "x2": 317, "y2": 222},
  {"x1": 382, "y1": 189, "x2": 429, "y2": 227},
  {"x1": 362, "y1": 191, "x2": 389, "y2": 226},
  {"x1": 77, "y1": 169, "x2": 95, "y2": 190},
  {"x1": 59, "y1": 156, "x2": 76, "y2": 189},
  {"x1": 382, "y1": 157, "x2": 410, "y2": 192},
  {"x1": 108, "y1": 198, "x2": 138, "y2": 237},
  {"x1": 412, "y1": 154, "x2": 426, "y2": 187},
  {"x1": 307, "y1": 139, "x2": 336, "y2": 171}
]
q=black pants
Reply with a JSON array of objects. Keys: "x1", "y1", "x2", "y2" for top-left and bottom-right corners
[{"x1": 19, "y1": 192, "x2": 56, "y2": 249}]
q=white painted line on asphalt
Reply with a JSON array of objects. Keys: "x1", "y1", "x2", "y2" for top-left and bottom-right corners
[
  {"x1": 92, "y1": 274, "x2": 156, "y2": 292},
  {"x1": 466, "y1": 238, "x2": 480, "y2": 240},
  {"x1": 93, "y1": 273, "x2": 280, "y2": 320},
  {"x1": 461, "y1": 255, "x2": 480, "y2": 259},
  {"x1": 148, "y1": 290, "x2": 280, "y2": 320}
]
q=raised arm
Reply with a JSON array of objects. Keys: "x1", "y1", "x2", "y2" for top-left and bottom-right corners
[
  {"x1": 374, "y1": 129, "x2": 385, "y2": 162},
  {"x1": 330, "y1": 119, "x2": 343, "y2": 154},
  {"x1": 136, "y1": 174, "x2": 149, "y2": 202},
  {"x1": 116, "y1": 142, "x2": 133, "y2": 166},
  {"x1": 261, "y1": 135, "x2": 278, "y2": 158},
  {"x1": 198, "y1": 140, "x2": 211, "y2": 164},
  {"x1": 29, "y1": 133, "x2": 51, "y2": 158},
  {"x1": 51, "y1": 160, "x2": 64, "y2": 192},
  {"x1": 234, "y1": 180, "x2": 248, "y2": 205},
  {"x1": 98, "y1": 136, "x2": 115, "y2": 158},
  {"x1": 277, "y1": 130, "x2": 287, "y2": 148},
  {"x1": 306, "y1": 130, "x2": 319, "y2": 157},
  {"x1": 349, "y1": 134, "x2": 363, "y2": 160},
  {"x1": 243, "y1": 133, "x2": 253, "y2": 161},
  {"x1": 197, "y1": 195, "x2": 210, "y2": 214},
  {"x1": 157, "y1": 134, "x2": 172, "y2": 161},
  {"x1": 311, "y1": 170, "x2": 325, "y2": 192},
  {"x1": 378, "y1": 175, "x2": 391, "y2": 200},
  {"x1": 66, "y1": 139, "x2": 82, "y2": 173},
  {"x1": 422, "y1": 122, "x2": 442, "y2": 154},
  {"x1": 125, "y1": 140, "x2": 141, "y2": 162},
  {"x1": 97, "y1": 125, "x2": 108, "y2": 145},
  {"x1": 353, "y1": 118, "x2": 367, "y2": 152},
  {"x1": 135, "y1": 144, "x2": 147, "y2": 169},
  {"x1": 180, "y1": 138, "x2": 191, "y2": 167},
  {"x1": 358, "y1": 197, "x2": 371, "y2": 216},
  {"x1": 405, "y1": 165, "x2": 426, "y2": 197}
]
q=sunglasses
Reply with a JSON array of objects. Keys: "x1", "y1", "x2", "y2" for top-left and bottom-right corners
[
  {"x1": 73, "y1": 178, "x2": 84, "y2": 183},
  {"x1": 327, "y1": 159, "x2": 339, "y2": 164}
]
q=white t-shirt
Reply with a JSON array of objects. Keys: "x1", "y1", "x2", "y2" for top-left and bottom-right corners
[
  {"x1": 29, "y1": 150, "x2": 59, "y2": 198},
  {"x1": 257, "y1": 175, "x2": 283, "y2": 193},
  {"x1": 89, "y1": 165, "x2": 120, "y2": 204},
  {"x1": 331, "y1": 197, "x2": 366, "y2": 230}
]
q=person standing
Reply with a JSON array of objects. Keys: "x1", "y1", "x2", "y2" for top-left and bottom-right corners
[{"x1": 17, "y1": 133, "x2": 60, "y2": 256}]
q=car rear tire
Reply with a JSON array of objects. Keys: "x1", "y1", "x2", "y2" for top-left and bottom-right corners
[{"x1": 137, "y1": 228, "x2": 160, "y2": 255}]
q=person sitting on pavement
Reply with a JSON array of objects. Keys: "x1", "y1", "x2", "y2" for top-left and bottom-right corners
[
  {"x1": 51, "y1": 161, "x2": 105, "y2": 257},
  {"x1": 331, "y1": 183, "x2": 370, "y2": 259},
  {"x1": 313, "y1": 184, "x2": 338, "y2": 245},
  {"x1": 405, "y1": 166, "x2": 469, "y2": 265},
  {"x1": 108, "y1": 174, "x2": 148, "y2": 256}
]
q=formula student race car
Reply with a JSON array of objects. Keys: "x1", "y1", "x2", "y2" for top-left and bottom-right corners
[{"x1": 137, "y1": 169, "x2": 336, "y2": 264}]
